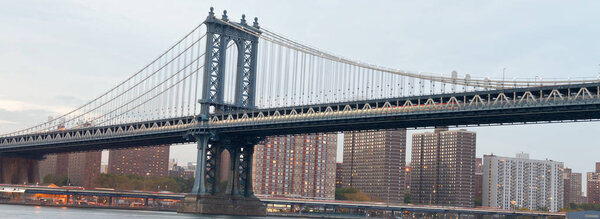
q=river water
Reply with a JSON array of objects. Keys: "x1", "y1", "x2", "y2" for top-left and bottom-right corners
[{"x1": 0, "y1": 204, "x2": 291, "y2": 219}]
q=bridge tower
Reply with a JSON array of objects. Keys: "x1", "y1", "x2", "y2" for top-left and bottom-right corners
[
  {"x1": 180, "y1": 8, "x2": 266, "y2": 216},
  {"x1": 198, "y1": 7, "x2": 260, "y2": 116}
]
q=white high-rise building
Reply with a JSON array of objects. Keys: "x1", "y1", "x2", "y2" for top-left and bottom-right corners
[{"x1": 483, "y1": 153, "x2": 564, "y2": 212}]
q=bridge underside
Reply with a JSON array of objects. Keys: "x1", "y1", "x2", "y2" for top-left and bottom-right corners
[
  {"x1": 2, "y1": 101, "x2": 600, "y2": 156},
  {"x1": 0, "y1": 129, "x2": 191, "y2": 157}
]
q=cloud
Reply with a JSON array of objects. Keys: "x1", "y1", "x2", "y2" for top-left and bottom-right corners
[
  {"x1": 0, "y1": 99, "x2": 73, "y2": 115},
  {"x1": 0, "y1": 119, "x2": 17, "y2": 125}
]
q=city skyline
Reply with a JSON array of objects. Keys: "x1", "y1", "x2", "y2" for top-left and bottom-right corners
[{"x1": 2, "y1": 0, "x2": 600, "y2": 194}]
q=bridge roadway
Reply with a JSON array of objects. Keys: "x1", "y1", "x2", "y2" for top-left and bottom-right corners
[{"x1": 1, "y1": 82, "x2": 600, "y2": 156}]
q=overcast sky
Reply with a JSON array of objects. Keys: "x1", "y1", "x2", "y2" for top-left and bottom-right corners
[{"x1": 1, "y1": 0, "x2": 600, "y2": 193}]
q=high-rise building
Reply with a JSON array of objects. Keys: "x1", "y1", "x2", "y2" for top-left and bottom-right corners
[
  {"x1": 572, "y1": 173, "x2": 584, "y2": 204},
  {"x1": 186, "y1": 162, "x2": 197, "y2": 177},
  {"x1": 335, "y1": 163, "x2": 343, "y2": 188},
  {"x1": 38, "y1": 154, "x2": 69, "y2": 181},
  {"x1": 476, "y1": 158, "x2": 483, "y2": 174},
  {"x1": 587, "y1": 163, "x2": 600, "y2": 204},
  {"x1": 483, "y1": 153, "x2": 564, "y2": 212},
  {"x1": 411, "y1": 127, "x2": 476, "y2": 207},
  {"x1": 405, "y1": 164, "x2": 411, "y2": 191},
  {"x1": 564, "y1": 168, "x2": 571, "y2": 207},
  {"x1": 68, "y1": 151, "x2": 102, "y2": 188},
  {"x1": 564, "y1": 168, "x2": 584, "y2": 206},
  {"x1": 55, "y1": 154, "x2": 69, "y2": 177},
  {"x1": 342, "y1": 129, "x2": 406, "y2": 203},
  {"x1": 475, "y1": 158, "x2": 483, "y2": 206},
  {"x1": 588, "y1": 173, "x2": 600, "y2": 204},
  {"x1": 38, "y1": 152, "x2": 99, "y2": 188},
  {"x1": 253, "y1": 133, "x2": 337, "y2": 200},
  {"x1": 108, "y1": 145, "x2": 170, "y2": 177},
  {"x1": 39, "y1": 154, "x2": 58, "y2": 180}
]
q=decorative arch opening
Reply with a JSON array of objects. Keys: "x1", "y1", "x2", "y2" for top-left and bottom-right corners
[
  {"x1": 218, "y1": 148, "x2": 231, "y2": 193},
  {"x1": 223, "y1": 40, "x2": 240, "y2": 105}
]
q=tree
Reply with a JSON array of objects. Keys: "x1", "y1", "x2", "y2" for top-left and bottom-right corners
[
  {"x1": 95, "y1": 173, "x2": 194, "y2": 193},
  {"x1": 43, "y1": 174, "x2": 69, "y2": 186},
  {"x1": 404, "y1": 190, "x2": 411, "y2": 203},
  {"x1": 563, "y1": 203, "x2": 600, "y2": 212},
  {"x1": 335, "y1": 187, "x2": 371, "y2": 202}
]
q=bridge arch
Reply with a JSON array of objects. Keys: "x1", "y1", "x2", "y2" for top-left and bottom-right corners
[
  {"x1": 218, "y1": 148, "x2": 231, "y2": 193},
  {"x1": 223, "y1": 40, "x2": 241, "y2": 105}
]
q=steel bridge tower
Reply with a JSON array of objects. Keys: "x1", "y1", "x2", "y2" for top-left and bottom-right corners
[
  {"x1": 180, "y1": 8, "x2": 266, "y2": 216},
  {"x1": 198, "y1": 7, "x2": 260, "y2": 115}
]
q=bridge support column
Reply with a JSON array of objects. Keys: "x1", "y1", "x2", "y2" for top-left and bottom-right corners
[
  {"x1": 190, "y1": 134, "x2": 210, "y2": 195},
  {"x1": 179, "y1": 136, "x2": 265, "y2": 216},
  {"x1": 0, "y1": 156, "x2": 39, "y2": 184}
]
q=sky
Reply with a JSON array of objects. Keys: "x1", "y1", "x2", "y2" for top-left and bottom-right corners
[{"x1": 1, "y1": 0, "x2": 600, "y2": 193}]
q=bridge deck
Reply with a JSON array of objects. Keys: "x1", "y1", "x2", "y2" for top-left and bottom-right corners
[{"x1": 1, "y1": 83, "x2": 600, "y2": 155}]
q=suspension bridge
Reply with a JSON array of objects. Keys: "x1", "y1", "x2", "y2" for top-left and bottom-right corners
[{"x1": 1, "y1": 8, "x2": 600, "y2": 216}]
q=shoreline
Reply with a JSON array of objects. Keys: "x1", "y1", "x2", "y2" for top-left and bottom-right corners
[
  {"x1": 0, "y1": 201, "x2": 177, "y2": 212},
  {"x1": 0, "y1": 202, "x2": 366, "y2": 218}
]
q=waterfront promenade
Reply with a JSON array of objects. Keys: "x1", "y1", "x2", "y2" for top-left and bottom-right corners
[{"x1": 0, "y1": 184, "x2": 566, "y2": 218}]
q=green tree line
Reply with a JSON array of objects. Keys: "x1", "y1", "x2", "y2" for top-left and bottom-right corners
[
  {"x1": 335, "y1": 187, "x2": 371, "y2": 201},
  {"x1": 562, "y1": 203, "x2": 600, "y2": 212},
  {"x1": 43, "y1": 173, "x2": 195, "y2": 193}
]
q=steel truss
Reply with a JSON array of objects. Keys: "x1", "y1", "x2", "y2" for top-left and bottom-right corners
[
  {"x1": 207, "y1": 83, "x2": 600, "y2": 130},
  {"x1": 2, "y1": 83, "x2": 600, "y2": 152},
  {"x1": 0, "y1": 84, "x2": 600, "y2": 152}
]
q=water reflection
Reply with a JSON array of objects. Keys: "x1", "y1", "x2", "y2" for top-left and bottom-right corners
[{"x1": 0, "y1": 204, "x2": 291, "y2": 219}]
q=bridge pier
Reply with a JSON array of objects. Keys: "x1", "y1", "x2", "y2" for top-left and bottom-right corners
[
  {"x1": 178, "y1": 135, "x2": 265, "y2": 216},
  {"x1": 0, "y1": 156, "x2": 39, "y2": 184}
]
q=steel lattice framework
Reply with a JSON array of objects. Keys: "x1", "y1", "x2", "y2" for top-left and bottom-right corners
[
  {"x1": 2, "y1": 82, "x2": 600, "y2": 153},
  {"x1": 199, "y1": 9, "x2": 260, "y2": 114}
]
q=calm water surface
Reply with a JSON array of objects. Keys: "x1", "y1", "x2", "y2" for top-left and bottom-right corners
[{"x1": 0, "y1": 204, "x2": 292, "y2": 219}]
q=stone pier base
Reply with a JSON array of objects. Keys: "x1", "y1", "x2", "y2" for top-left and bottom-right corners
[
  {"x1": 0, "y1": 156, "x2": 39, "y2": 184},
  {"x1": 178, "y1": 194, "x2": 266, "y2": 216}
]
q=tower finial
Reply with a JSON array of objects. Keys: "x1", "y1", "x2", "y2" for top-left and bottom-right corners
[
  {"x1": 222, "y1": 10, "x2": 228, "y2": 21},
  {"x1": 241, "y1": 14, "x2": 247, "y2": 25},
  {"x1": 253, "y1": 17, "x2": 259, "y2": 28},
  {"x1": 208, "y1": 7, "x2": 214, "y2": 17}
]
